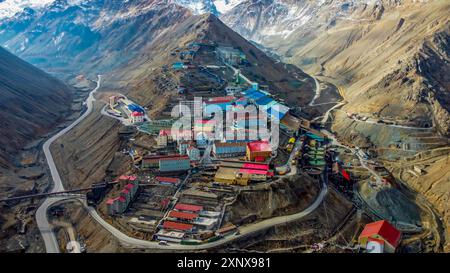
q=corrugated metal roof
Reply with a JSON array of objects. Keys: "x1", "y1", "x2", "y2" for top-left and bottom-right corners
[
  {"x1": 159, "y1": 155, "x2": 190, "y2": 161},
  {"x1": 175, "y1": 203, "x2": 203, "y2": 212},
  {"x1": 359, "y1": 220, "x2": 401, "y2": 248},
  {"x1": 155, "y1": 176, "x2": 180, "y2": 183},
  {"x1": 255, "y1": 96, "x2": 274, "y2": 106},
  {"x1": 163, "y1": 221, "x2": 194, "y2": 231},
  {"x1": 244, "y1": 90, "x2": 267, "y2": 100},
  {"x1": 168, "y1": 210, "x2": 199, "y2": 220}
]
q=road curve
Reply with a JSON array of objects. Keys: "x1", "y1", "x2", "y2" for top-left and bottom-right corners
[
  {"x1": 80, "y1": 180, "x2": 328, "y2": 250},
  {"x1": 36, "y1": 76, "x2": 102, "y2": 253},
  {"x1": 36, "y1": 73, "x2": 329, "y2": 252},
  {"x1": 308, "y1": 76, "x2": 321, "y2": 107}
]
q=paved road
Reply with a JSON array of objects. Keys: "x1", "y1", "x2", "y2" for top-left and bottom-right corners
[
  {"x1": 320, "y1": 102, "x2": 345, "y2": 124},
  {"x1": 36, "y1": 76, "x2": 102, "y2": 253},
  {"x1": 308, "y1": 76, "x2": 321, "y2": 107},
  {"x1": 80, "y1": 179, "x2": 328, "y2": 250},
  {"x1": 36, "y1": 72, "x2": 329, "y2": 252}
]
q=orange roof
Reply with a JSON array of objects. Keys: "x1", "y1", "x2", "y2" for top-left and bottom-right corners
[
  {"x1": 168, "y1": 210, "x2": 199, "y2": 220},
  {"x1": 163, "y1": 221, "x2": 194, "y2": 231},
  {"x1": 359, "y1": 220, "x2": 401, "y2": 248}
]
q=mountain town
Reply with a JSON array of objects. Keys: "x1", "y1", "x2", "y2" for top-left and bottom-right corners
[{"x1": 0, "y1": 0, "x2": 448, "y2": 256}]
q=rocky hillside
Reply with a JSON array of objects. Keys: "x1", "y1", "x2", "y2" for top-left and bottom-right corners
[
  {"x1": 112, "y1": 12, "x2": 314, "y2": 113},
  {"x1": 220, "y1": 0, "x2": 450, "y2": 135},
  {"x1": 0, "y1": 46, "x2": 72, "y2": 167}
]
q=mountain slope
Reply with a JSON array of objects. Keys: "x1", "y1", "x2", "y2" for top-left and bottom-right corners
[
  {"x1": 222, "y1": 0, "x2": 450, "y2": 135},
  {"x1": 0, "y1": 0, "x2": 193, "y2": 76},
  {"x1": 108, "y1": 12, "x2": 314, "y2": 116},
  {"x1": 0, "y1": 46, "x2": 72, "y2": 167}
]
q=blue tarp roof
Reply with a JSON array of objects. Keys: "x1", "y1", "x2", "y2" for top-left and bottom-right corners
[
  {"x1": 255, "y1": 96, "x2": 274, "y2": 106},
  {"x1": 243, "y1": 89, "x2": 267, "y2": 100},
  {"x1": 128, "y1": 104, "x2": 144, "y2": 113},
  {"x1": 267, "y1": 104, "x2": 289, "y2": 121}
]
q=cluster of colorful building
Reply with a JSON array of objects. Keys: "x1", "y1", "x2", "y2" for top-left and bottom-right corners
[
  {"x1": 155, "y1": 203, "x2": 221, "y2": 243},
  {"x1": 214, "y1": 160, "x2": 275, "y2": 186}
]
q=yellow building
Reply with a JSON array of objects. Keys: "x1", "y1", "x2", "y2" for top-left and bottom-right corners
[{"x1": 214, "y1": 167, "x2": 250, "y2": 186}]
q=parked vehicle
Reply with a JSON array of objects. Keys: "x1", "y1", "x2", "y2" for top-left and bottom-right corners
[{"x1": 158, "y1": 240, "x2": 168, "y2": 246}]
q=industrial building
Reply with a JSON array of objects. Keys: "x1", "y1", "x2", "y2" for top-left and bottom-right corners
[
  {"x1": 141, "y1": 155, "x2": 190, "y2": 172},
  {"x1": 159, "y1": 155, "x2": 191, "y2": 172},
  {"x1": 214, "y1": 161, "x2": 274, "y2": 186},
  {"x1": 163, "y1": 221, "x2": 194, "y2": 232},
  {"x1": 243, "y1": 88, "x2": 269, "y2": 102},
  {"x1": 155, "y1": 229, "x2": 185, "y2": 243},
  {"x1": 246, "y1": 141, "x2": 272, "y2": 162},
  {"x1": 167, "y1": 210, "x2": 199, "y2": 222},
  {"x1": 155, "y1": 176, "x2": 180, "y2": 186},
  {"x1": 213, "y1": 141, "x2": 247, "y2": 158},
  {"x1": 204, "y1": 97, "x2": 234, "y2": 111},
  {"x1": 174, "y1": 203, "x2": 203, "y2": 213},
  {"x1": 192, "y1": 217, "x2": 218, "y2": 230},
  {"x1": 358, "y1": 220, "x2": 401, "y2": 253}
]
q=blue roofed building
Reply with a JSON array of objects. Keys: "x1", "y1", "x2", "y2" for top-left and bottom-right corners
[
  {"x1": 255, "y1": 96, "x2": 277, "y2": 109},
  {"x1": 128, "y1": 104, "x2": 144, "y2": 113},
  {"x1": 267, "y1": 103, "x2": 290, "y2": 121},
  {"x1": 243, "y1": 89, "x2": 268, "y2": 101}
]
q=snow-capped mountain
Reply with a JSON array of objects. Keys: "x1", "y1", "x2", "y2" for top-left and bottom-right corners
[
  {"x1": 0, "y1": 0, "x2": 67, "y2": 19},
  {"x1": 172, "y1": 0, "x2": 243, "y2": 15},
  {"x1": 173, "y1": 0, "x2": 219, "y2": 15}
]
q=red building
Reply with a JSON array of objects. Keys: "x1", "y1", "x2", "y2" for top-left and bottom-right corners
[
  {"x1": 246, "y1": 141, "x2": 272, "y2": 162},
  {"x1": 163, "y1": 221, "x2": 194, "y2": 232},
  {"x1": 168, "y1": 210, "x2": 199, "y2": 222},
  {"x1": 174, "y1": 203, "x2": 203, "y2": 213},
  {"x1": 359, "y1": 220, "x2": 401, "y2": 253},
  {"x1": 155, "y1": 176, "x2": 181, "y2": 186}
]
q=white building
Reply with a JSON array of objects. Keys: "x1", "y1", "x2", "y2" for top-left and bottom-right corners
[
  {"x1": 225, "y1": 85, "x2": 243, "y2": 96},
  {"x1": 157, "y1": 130, "x2": 169, "y2": 148},
  {"x1": 131, "y1": 111, "x2": 144, "y2": 123},
  {"x1": 155, "y1": 229, "x2": 185, "y2": 243},
  {"x1": 193, "y1": 217, "x2": 218, "y2": 230}
]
